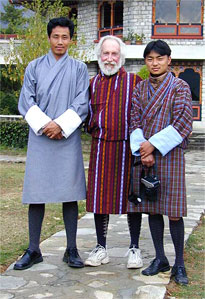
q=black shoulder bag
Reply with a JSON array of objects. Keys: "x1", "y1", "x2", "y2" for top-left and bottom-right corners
[
  {"x1": 140, "y1": 164, "x2": 160, "y2": 202},
  {"x1": 128, "y1": 161, "x2": 160, "y2": 205}
]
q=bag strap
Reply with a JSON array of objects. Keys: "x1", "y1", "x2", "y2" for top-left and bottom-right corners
[
  {"x1": 145, "y1": 163, "x2": 158, "y2": 176},
  {"x1": 130, "y1": 157, "x2": 141, "y2": 193},
  {"x1": 131, "y1": 157, "x2": 158, "y2": 184},
  {"x1": 130, "y1": 163, "x2": 134, "y2": 194}
]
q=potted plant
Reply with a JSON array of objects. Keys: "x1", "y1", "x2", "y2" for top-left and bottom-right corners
[
  {"x1": 122, "y1": 36, "x2": 131, "y2": 45},
  {"x1": 134, "y1": 33, "x2": 145, "y2": 45},
  {"x1": 123, "y1": 29, "x2": 135, "y2": 45}
]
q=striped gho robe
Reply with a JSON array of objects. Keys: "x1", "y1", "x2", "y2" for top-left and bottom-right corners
[
  {"x1": 86, "y1": 67, "x2": 141, "y2": 214},
  {"x1": 129, "y1": 72, "x2": 193, "y2": 217}
]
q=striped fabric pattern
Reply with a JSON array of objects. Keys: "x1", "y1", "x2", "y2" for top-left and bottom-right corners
[
  {"x1": 128, "y1": 73, "x2": 193, "y2": 217},
  {"x1": 86, "y1": 68, "x2": 141, "y2": 214},
  {"x1": 87, "y1": 138, "x2": 131, "y2": 214},
  {"x1": 88, "y1": 68, "x2": 139, "y2": 141}
]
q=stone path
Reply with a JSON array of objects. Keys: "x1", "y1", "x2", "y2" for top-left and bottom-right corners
[
  {"x1": 0, "y1": 150, "x2": 204, "y2": 299},
  {"x1": 0, "y1": 155, "x2": 26, "y2": 163}
]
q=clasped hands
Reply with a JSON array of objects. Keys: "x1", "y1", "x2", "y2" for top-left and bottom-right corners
[
  {"x1": 43, "y1": 121, "x2": 63, "y2": 140},
  {"x1": 140, "y1": 141, "x2": 155, "y2": 167}
]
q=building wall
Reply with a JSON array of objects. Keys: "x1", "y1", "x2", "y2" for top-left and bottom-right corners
[
  {"x1": 77, "y1": 0, "x2": 98, "y2": 49},
  {"x1": 78, "y1": 0, "x2": 205, "y2": 126},
  {"x1": 202, "y1": 61, "x2": 205, "y2": 122},
  {"x1": 87, "y1": 62, "x2": 98, "y2": 78},
  {"x1": 201, "y1": 6, "x2": 205, "y2": 124},
  {"x1": 78, "y1": 0, "x2": 205, "y2": 48},
  {"x1": 124, "y1": 59, "x2": 144, "y2": 74},
  {"x1": 123, "y1": 0, "x2": 152, "y2": 44}
]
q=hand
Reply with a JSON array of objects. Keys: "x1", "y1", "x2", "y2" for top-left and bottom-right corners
[
  {"x1": 43, "y1": 121, "x2": 62, "y2": 139},
  {"x1": 53, "y1": 132, "x2": 63, "y2": 140},
  {"x1": 141, "y1": 154, "x2": 155, "y2": 167},
  {"x1": 140, "y1": 141, "x2": 155, "y2": 159}
]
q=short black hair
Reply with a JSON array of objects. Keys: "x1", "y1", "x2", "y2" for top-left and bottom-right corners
[
  {"x1": 47, "y1": 17, "x2": 74, "y2": 38},
  {"x1": 143, "y1": 40, "x2": 171, "y2": 58}
]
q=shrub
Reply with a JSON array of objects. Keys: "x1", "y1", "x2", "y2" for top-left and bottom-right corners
[
  {"x1": 0, "y1": 120, "x2": 29, "y2": 148},
  {"x1": 0, "y1": 91, "x2": 19, "y2": 115},
  {"x1": 137, "y1": 65, "x2": 149, "y2": 80},
  {"x1": 0, "y1": 121, "x2": 92, "y2": 150}
]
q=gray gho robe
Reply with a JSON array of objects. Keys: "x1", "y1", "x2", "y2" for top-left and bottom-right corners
[{"x1": 18, "y1": 50, "x2": 89, "y2": 204}]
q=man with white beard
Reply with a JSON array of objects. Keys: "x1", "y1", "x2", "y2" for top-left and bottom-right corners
[{"x1": 85, "y1": 35, "x2": 143, "y2": 268}]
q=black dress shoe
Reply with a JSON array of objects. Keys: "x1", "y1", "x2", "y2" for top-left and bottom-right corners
[
  {"x1": 171, "y1": 265, "x2": 188, "y2": 285},
  {"x1": 13, "y1": 249, "x2": 43, "y2": 270},
  {"x1": 63, "y1": 247, "x2": 84, "y2": 268},
  {"x1": 142, "y1": 258, "x2": 170, "y2": 276}
]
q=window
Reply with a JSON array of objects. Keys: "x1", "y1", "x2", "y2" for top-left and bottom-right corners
[
  {"x1": 152, "y1": 0, "x2": 204, "y2": 38},
  {"x1": 68, "y1": 7, "x2": 77, "y2": 20},
  {"x1": 170, "y1": 62, "x2": 202, "y2": 120},
  {"x1": 98, "y1": 1, "x2": 123, "y2": 39}
]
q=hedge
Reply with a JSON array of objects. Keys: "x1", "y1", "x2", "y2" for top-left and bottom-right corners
[
  {"x1": 0, "y1": 120, "x2": 92, "y2": 149},
  {"x1": 0, "y1": 120, "x2": 29, "y2": 148},
  {"x1": 0, "y1": 91, "x2": 19, "y2": 115}
]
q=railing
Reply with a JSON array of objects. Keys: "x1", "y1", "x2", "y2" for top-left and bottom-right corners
[{"x1": 0, "y1": 115, "x2": 23, "y2": 121}]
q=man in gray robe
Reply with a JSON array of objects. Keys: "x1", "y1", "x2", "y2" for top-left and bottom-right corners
[{"x1": 14, "y1": 17, "x2": 89, "y2": 270}]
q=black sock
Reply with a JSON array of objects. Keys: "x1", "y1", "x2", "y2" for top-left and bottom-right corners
[
  {"x1": 127, "y1": 213, "x2": 142, "y2": 248},
  {"x1": 148, "y1": 214, "x2": 167, "y2": 262},
  {"x1": 28, "y1": 204, "x2": 45, "y2": 253},
  {"x1": 63, "y1": 201, "x2": 78, "y2": 249},
  {"x1": 94, "y1": 214, "x2": 109, "y2": 248},
  {"x1": 169, "y1": 217, "x2": 185, "y2": 267}
]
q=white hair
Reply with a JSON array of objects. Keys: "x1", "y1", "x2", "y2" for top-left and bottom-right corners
[{"x1": 96, "y1": 35, "x2": 126, "y2": 66}]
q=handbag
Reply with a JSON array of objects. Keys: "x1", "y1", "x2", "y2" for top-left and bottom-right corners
[
  {"x1": 140, "y1": 164, "x2": 160, "y2": 201},
  {"x1": 128, "y1": 160, "x2": 160, "y2": 205}
]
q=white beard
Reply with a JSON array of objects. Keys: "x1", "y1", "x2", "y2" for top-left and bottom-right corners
[{"x1": 98, "y1": 58, "x2": 122, "y2": 76}]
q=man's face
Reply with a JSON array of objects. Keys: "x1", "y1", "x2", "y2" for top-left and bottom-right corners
[
  {"x1": 48, "y1": 26, "x2": 71, "y2": 60},
  {"x1": 98, "y1": 39, "x2": 121, "y2": 76},
  {"x1": 145, "y1": 50, "x2": 171, "y2": 76}
]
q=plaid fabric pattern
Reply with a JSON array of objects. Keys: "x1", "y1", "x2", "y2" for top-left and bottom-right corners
[
  {"x1": 128, "y1": 73, "x2": 193, "y2": 217},
  {"x1": 86, "y1": 68, "x2": 141, "y2": 214}
]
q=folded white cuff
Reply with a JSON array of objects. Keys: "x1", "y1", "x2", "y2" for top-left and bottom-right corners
[
  {"x1": 149, "y1": 125, "x2": 183, "y2": 156},
  {"x1": 54, "y1": 109, "x2": 82, "y2": 138},
  {"x1": 25, "y1": 105, "x2": 51, "y2": 135},
  {"x1": 130, "y1": 128, "x2": 147, "y2": 156}
]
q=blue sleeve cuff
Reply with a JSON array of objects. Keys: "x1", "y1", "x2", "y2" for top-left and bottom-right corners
[
  {"x1": 149, "y1": 125, "x2": 183, "y2": 156},
  {"x1": 130, "y1": 128, "x2": 147, "y2": 156}
]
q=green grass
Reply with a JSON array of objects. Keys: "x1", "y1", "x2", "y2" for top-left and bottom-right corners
[
  {"x1": 81, "y1": 131, "x2": 92, "y2": 142},
  {"x1": 0, "y1": 162, "x2": 86, "y2": 273},
  {"x1": 165, "y1": 215, "x2": 205, "y2": 298},
  {"x1": 0, "y1": 145, "x2": 27, "y2": 156}
]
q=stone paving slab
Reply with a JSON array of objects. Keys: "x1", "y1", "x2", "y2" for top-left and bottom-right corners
[
  {"x1": 0, "y1": 155, "x2": 26, "y2": 163},
  {"x1": 0, "y1": 150, "x2": 204, "y2": 299}
]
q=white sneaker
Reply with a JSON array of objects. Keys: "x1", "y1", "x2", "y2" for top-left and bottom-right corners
[
  {"x1": 85, "y1": 245, "x2": 109, "y2": 267},
  {"x1": 126, "y1": 247, "x2": 143, "y2": 269}
]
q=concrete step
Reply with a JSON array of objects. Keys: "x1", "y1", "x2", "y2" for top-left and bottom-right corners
[{"x1": 188, "y1": 132, "x2": 205, "y2": 150}]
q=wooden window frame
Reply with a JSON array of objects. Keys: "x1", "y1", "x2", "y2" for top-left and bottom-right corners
[
  {"x1": 192, "y1": 105, "x2": 201, "y2": 121},
  {"x1": 97, "y1": 0, "x2": 123, "y2": 41},
  {"x1": 152, "y1": 0, "x2": 204, "y2": 39},
  {"x1": 170, "y1": 62, "x2": 202, "y2": 121}
]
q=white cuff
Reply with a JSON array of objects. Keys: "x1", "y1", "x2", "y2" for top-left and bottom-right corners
[
  {"x1": 25, "y1": 105, "x2": 51, "y2": 135},
  {"x1": 54, "y1": 109, "x2": 82, "y2": 138},
  {"x1": 149, "y1": 125, "x2": 183, "y2": 156},
  {"x1": 130, "y1": 128, "x2": 147, "y2": 156}
]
